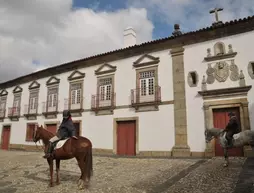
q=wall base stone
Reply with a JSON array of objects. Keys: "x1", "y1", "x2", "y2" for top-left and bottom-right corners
[
  {"x1": 10, "y1": 144, "x2": 252, "y2": 158},
  {"x1": 172, "y1": 145, "x2": 191, "y2": 157}
]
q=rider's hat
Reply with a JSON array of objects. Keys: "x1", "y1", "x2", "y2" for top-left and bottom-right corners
[{"x1": 228, "y1": 112, "x2": 235, "y2": 117}]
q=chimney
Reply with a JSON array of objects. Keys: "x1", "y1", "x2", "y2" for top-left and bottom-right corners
[
  {"x1": 123, "y1": 27, "x2": 136, "y2": 48},
  {"x1": 172, "y1": 24, "x2": 182, "y2": 37}
]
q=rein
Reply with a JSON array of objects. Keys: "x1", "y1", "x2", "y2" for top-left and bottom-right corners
[{"x1": 34, "y1": 140, "x2": 45, "y2": 151}]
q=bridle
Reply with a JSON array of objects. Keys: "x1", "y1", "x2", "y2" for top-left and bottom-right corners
[{"x1": 33, "y1": 125, "x2": 45, "y2": 151}]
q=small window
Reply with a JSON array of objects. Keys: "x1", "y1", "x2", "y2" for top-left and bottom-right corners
[
  {"x1": 187, "y1": 71, "x2": 198, "y2": 87},
  {"x1": 190, "y1": 72, "x2": 197, "y2": 85},
  {"x1": 251, "y1": 62, "x2": 254, "y2": 74}
]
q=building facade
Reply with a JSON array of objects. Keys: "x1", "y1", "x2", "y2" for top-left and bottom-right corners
[{"x1": 1, "y1": 15, "x2": 254, "y2": 157}]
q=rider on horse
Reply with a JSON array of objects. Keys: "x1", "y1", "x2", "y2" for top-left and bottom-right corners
[
  {"x1": 43, "y1": 110, "x2": 77, "y2": 158},
  {"x1": 224, "y1": 112, "x2": 240, "y2": 147}
]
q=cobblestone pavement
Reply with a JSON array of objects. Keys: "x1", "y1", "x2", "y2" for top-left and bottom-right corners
[{"x1": 0, "y1": 150, "x2": 247, "y2": 193}]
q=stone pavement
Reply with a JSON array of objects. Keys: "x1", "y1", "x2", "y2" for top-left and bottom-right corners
[{"x1": 0, "y1": 150, "x2": 249, "y2": 193}]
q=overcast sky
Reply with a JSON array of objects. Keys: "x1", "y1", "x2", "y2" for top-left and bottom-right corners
[{"x1": 0, "y1": 0, "x2": 254, "y2": 83}]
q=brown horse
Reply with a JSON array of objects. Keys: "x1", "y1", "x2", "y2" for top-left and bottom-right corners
[{"x1": 33, "y1": 125, "x2": 93, "y2": 189}]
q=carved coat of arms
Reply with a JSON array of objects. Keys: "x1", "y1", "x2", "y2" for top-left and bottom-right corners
[{"x1": 214, "y1": 61, "x2": 229, "y2": 82}]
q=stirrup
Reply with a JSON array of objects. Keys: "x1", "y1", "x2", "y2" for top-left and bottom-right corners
[{"x1": 43, "y1": 153, "x2": 51, "y2": 159}]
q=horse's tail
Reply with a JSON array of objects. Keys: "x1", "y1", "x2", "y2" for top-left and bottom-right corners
[{"x1": 84, "y1": 142, "x2": 93, "y2": 181}]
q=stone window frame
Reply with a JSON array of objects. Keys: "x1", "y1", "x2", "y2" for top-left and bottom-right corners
[
  {"x1": 187, "y1": 71, "x2": 199, "y2": 87},
  {"x1": 25, "y1": 122, "x2": 37, "y2": 142},
  {"x1": 10, "y1": 85, "x2": 23, "y2": 119},
  {"x1": 95, "y1": 74, "x2": 116, "y2": 113},
  {"x1": 68, "y1": 80, "x2": 84, "y2": 110},
  {"x1": 92, "y1": 63, "x2": 116, "y2": 115},
  {"x1": 136, "y1": 66, "x2": 159, "y2": 97},
  {"x1": 26, "y1": 81, "x2": 40, "y2": 116},
  {"x1": 46, "y1": 86, "x2": 59, "y2": 111},
  {"x1": 247, "y1": 61, "x2": 254, "y2": 79},
  {"x1": 0, "y1": 90, "x2": 8, "y2": 119},
  {"x1": 67, "y1": 70, "x2": 85, "y2": 114},
  {"x1": 44, "y1": 76, "x2": 60, "y2": 117},
  {"x1": 132, "y1": 54, "x2": 161, "y2": 111}
]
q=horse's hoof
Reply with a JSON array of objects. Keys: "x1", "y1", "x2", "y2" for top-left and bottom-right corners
[
  {"x1": 56, "y1": 182, "x2": 60, "y2": 186},
  {"x1": 48, "y1": 183, "x2": 54, "y2": 187},
  {"x1": 223, "y1": 163, "x2": 228, "y2": 167},
  {"x1": 77, "y1": 179, "x2": 82, "y2": 186},
  {"x1": 78, "y1": 180, "x2": 85, "y2": 190}
]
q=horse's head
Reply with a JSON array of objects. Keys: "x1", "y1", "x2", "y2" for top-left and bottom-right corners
[
  {"x1": 204, "y1": 128, "x2": 214, "y2": 143},
  {"x1": 33, "y1": 125, "x2": 44, "y2": 143}
]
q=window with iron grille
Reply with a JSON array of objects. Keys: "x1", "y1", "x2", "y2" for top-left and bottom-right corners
[
  {"x1": 99, "y1": 78, "x2": 112, "y2": 101},
  {"x1": 70, "y1": 82, "x2": 82, "y2": 104},
  {"x1": 139, "y1": 71, "x2": 155, "y2": 96}
]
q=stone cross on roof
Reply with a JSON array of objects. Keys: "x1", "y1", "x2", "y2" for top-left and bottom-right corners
[{"x1": 209, "y1": 7, "x2": 224, "y2": 26}]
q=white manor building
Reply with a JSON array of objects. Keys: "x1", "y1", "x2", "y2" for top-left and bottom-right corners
[{"x1": 1, "y1": 12, "x2": 254, "y2": 158}]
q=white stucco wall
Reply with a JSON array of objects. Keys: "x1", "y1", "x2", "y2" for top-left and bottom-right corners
[
  {"x1": 184, "y1": 31, "x2": 254, "y2": 152},
  {"x1": 0, "y1": 49, "x2": 175, "y2": 152}
]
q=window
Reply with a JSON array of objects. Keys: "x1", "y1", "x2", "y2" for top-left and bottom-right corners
[
  {"x1": 139, "y1": 71, "x2": 155, "y2": 96},
  {"x1": 251, "y1": 62, "x2": 254, "y2": 74},
  {"x1": 70, "y1": 82, "x2": 82, "y2": 105},
  {"x1": 13, "y1": 94, "x2": 21, "y2": 115},
  {"x1": 47, "y1": 87, "x2": 58, "y2": 108},
  {"x1": 187, "y1": 71, "x2": 198, "y2": 87},
  {"x1": 99, "y1": 78, "x2": 112, "y2": 101},
  {"x1": 190, "y1": 72, "x2": 197, "y2": 85},
  {"x1": 26, "y1": 123, "x2": 36, "y2": 142},
  {"x1": 0, "y1": 97, "x2": 6, "y2": 117},
  {"x1": 29, "y1": 92, "x2": 38, "y2": 111}
]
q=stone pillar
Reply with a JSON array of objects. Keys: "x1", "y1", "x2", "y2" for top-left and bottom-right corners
[
  {"x1": 170, "y1": 47, "x2": 191, "y2": 157},
  {"x1": 242, "y1": 102, "x2": 251, "y2": 131},
  {"x1": 242, "y1": 101, "x2": 253, "y2": 157},
  {"x1": 203, "y1": 104, "x2": 214, "y2": 157}
]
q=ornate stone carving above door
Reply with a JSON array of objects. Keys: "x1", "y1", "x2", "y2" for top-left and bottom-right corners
[
  {"x1": 214, "y1": 61, "x2": 229, "y2": 82},
  {"x1": 205, "y1": 60, "x2": 239, "y2": 84},
  {"x1": 204, "y1": 42, "x2": 237, "y2": 62}
]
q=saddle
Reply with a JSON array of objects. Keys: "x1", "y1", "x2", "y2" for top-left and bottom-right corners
[{"x1": 52, "y1": 138, "x2": 70, "y2": 150}]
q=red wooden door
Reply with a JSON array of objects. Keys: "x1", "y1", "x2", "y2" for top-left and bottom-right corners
[
  {"x1": 213, "y1": 107, "x2": 243, "y2": 157},
  {"x1": 117, "y1": 121, "x2": 136, "y2": 156},
  {"x1": 1, "y1": 126, "x2": 11, "y2": 150},
  {"x1": 46, "y1": 124, "x2": 57, "y2": 135},
  {"x1": 74, "y1": 122, "x2": 80, "y2": 137}
]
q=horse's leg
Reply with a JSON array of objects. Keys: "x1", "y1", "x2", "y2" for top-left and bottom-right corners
[
  {"x1": 48, "y1": 158, "x2": 54, "y2": 187},
  {"x1": 76, "y1": 156, "x2": 86, "y2": 190},
  {"x1": 223, "y1": 148, "x2": 229, "y2": 167},
  {"x1": 56, "y1": 159, "x2": 60, "y2": 185}
]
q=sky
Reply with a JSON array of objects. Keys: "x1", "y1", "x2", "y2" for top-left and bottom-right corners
[{"x1": 0, "y1": 0, "x2": 254, "y2": 83}]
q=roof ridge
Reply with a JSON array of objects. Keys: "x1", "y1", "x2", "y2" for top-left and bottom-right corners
[{"x1": 1, "y1": 14, "x2": 254, "y2": 87}]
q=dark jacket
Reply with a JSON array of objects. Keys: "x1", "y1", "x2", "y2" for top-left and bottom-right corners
[
  {"x1": 225, "y1": 116, "x2": 240, "y2": 135},
  {"x1": 57, "y1": 118, "x2": 76, "y2": 139}
]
